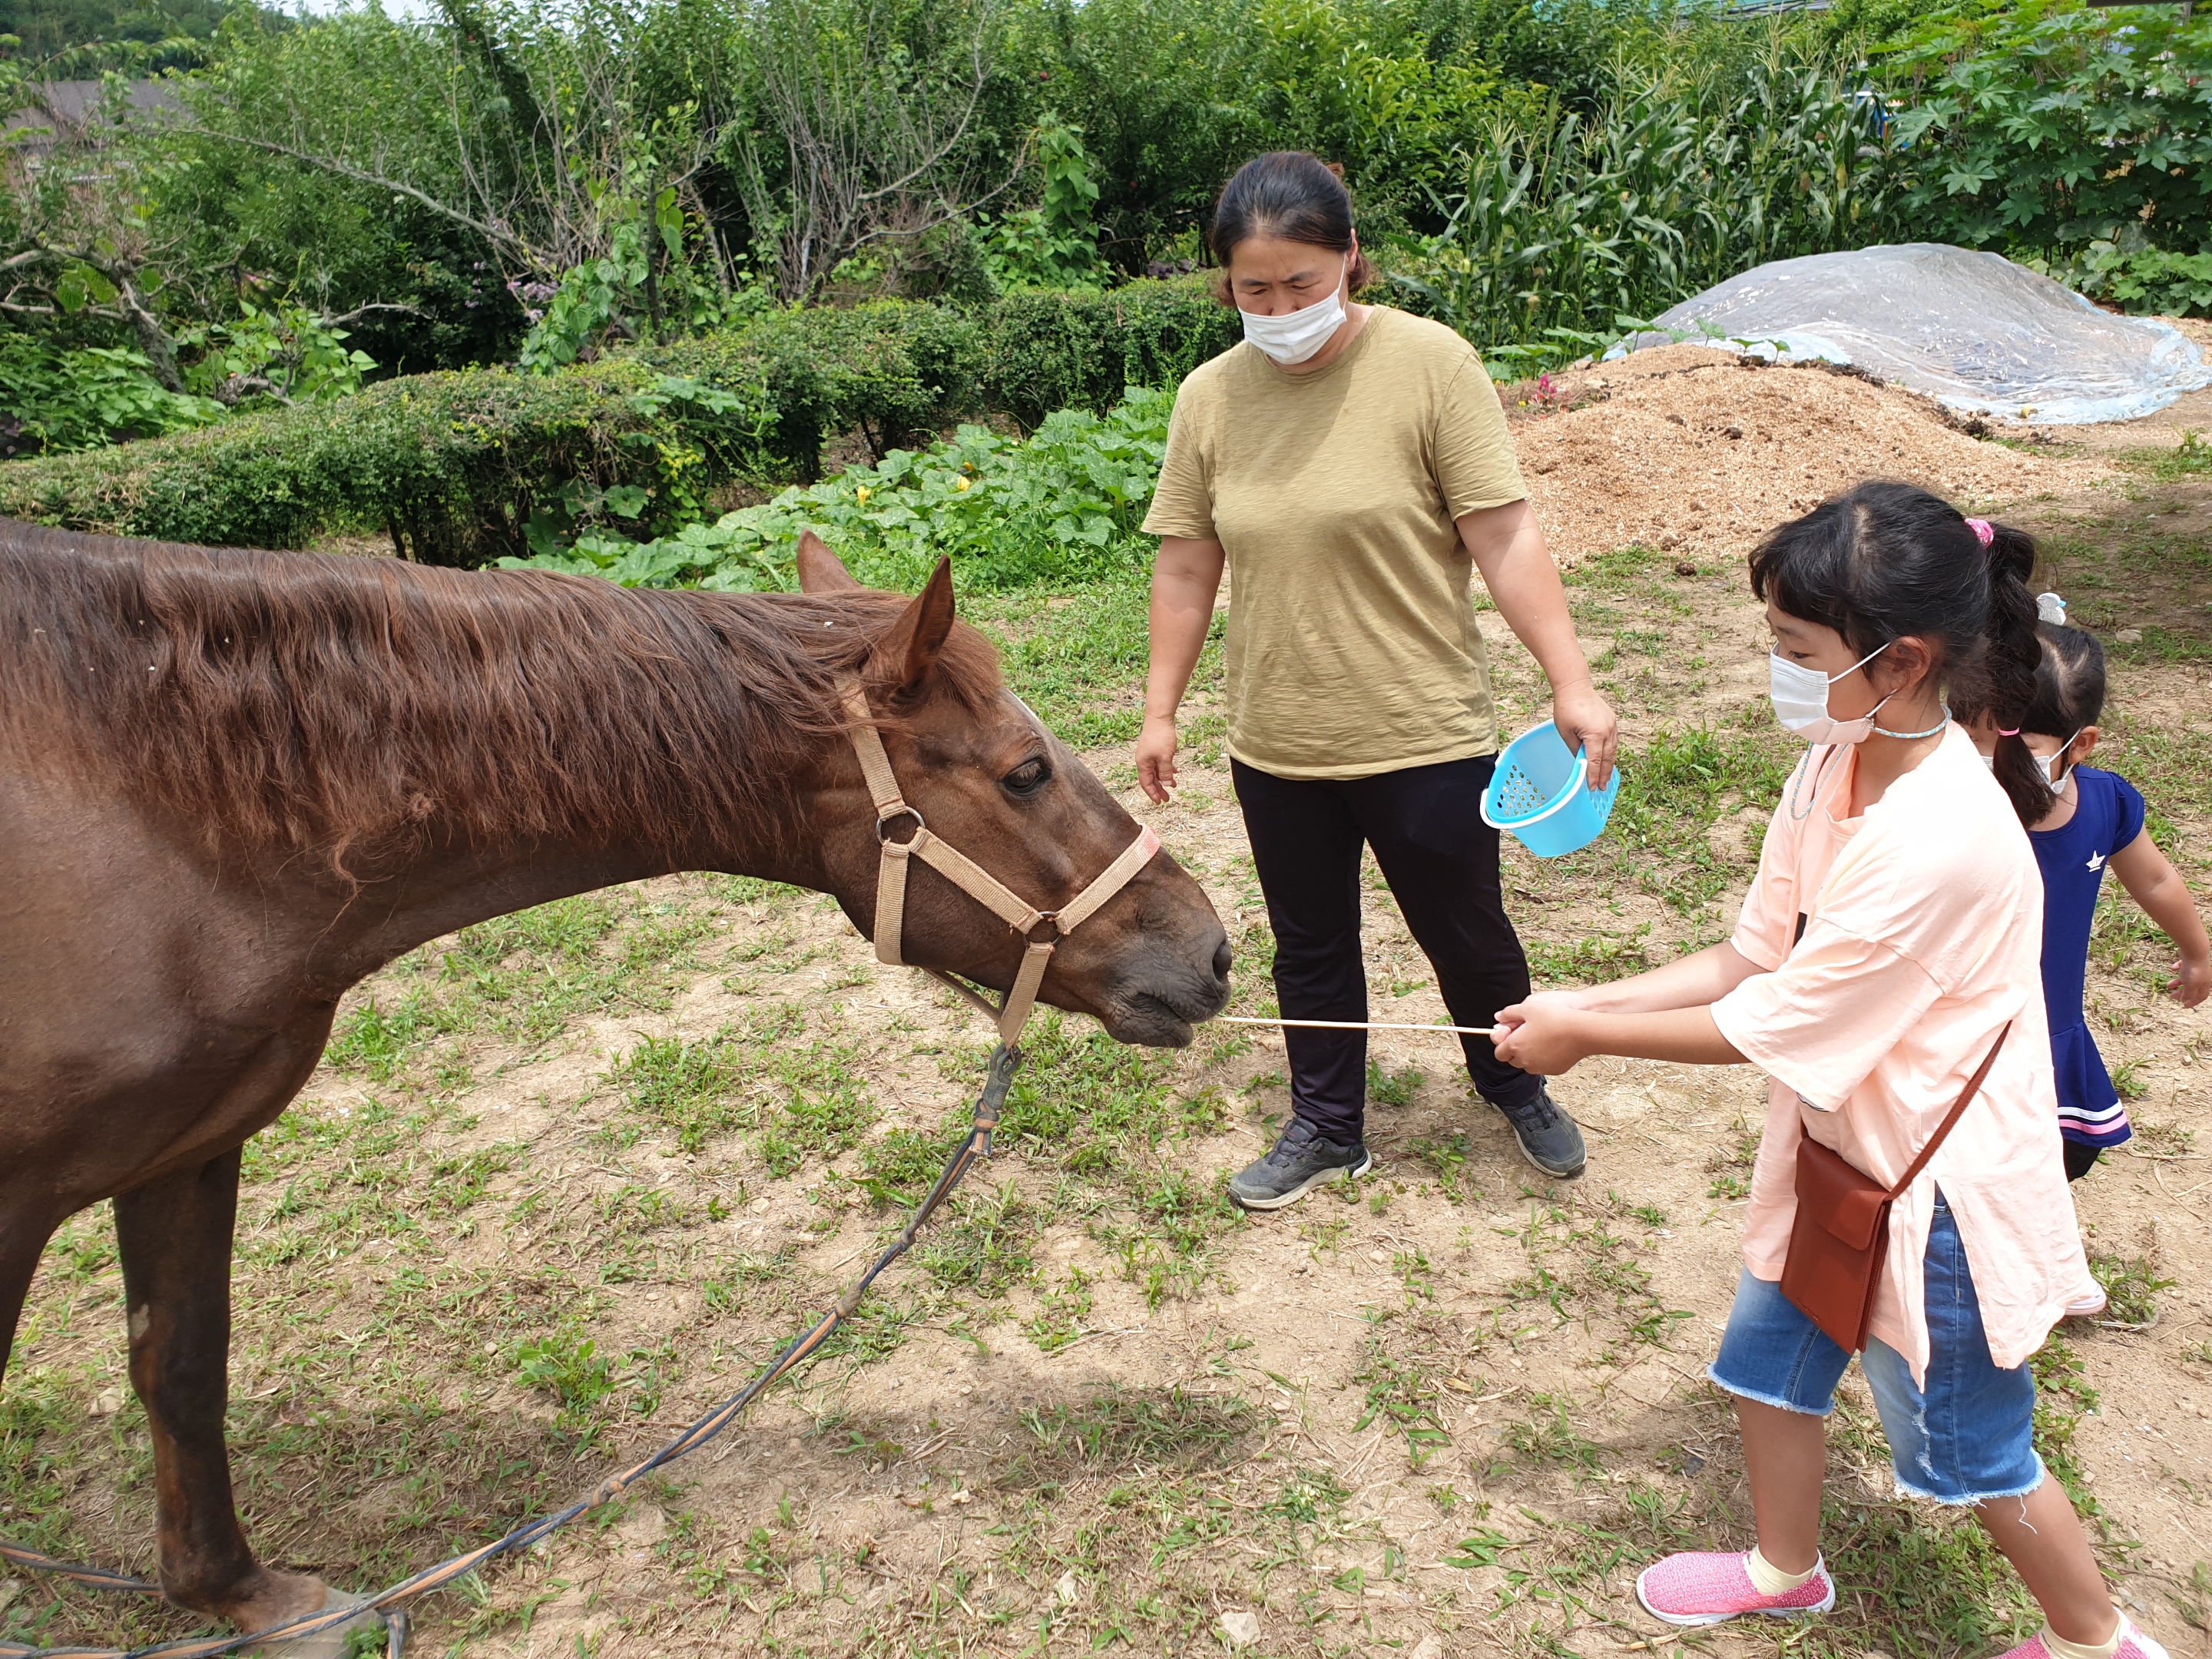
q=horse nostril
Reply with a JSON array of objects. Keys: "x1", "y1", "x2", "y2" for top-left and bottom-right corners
[{"x1": 1212, "y1": 935, "x2": 1233, "y2": 982}]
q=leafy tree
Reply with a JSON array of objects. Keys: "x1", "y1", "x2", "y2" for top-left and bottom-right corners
[
  {"x1": 729, "y1": 0, "x2": 1007, "y2": 300},
  {"x1": 1001, "y1": 0, "x2": 1264, "y2": 272},
  {"x1": 1873, "y1": 1, "x2": 2212, "y2": 311},
  {"x1": 978, "y1": 111, "x2": 1103, "y2": 287},
  {"x1": 0, "y1": 0, "x2": 253, "y2": 64}
]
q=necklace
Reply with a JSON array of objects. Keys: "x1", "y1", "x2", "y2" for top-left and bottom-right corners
[
  {"x1": 1786, "y1": 744, "x2": 1846, "y2": 821},
  {"x1": 1873, "y1": 705, "x2": 1951, "y2": 741}
]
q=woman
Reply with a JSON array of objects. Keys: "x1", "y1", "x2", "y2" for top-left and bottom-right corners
[{"x1": 1137, "y1": 151, "x2": 1618, "y2": 1208}]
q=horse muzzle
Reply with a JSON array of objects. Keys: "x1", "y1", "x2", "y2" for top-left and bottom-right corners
[{"x1": 1091, "y1": 922, "x2": 1232, "y2": 1048}]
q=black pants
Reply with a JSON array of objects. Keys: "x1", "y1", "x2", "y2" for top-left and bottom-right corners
[
  {"x1": 1233, "y1": 753, "x2": 1543, "y2": 1146},
  {"x1": 2063, "y1": 1140, "x2": 2101, "y2": 1182}
]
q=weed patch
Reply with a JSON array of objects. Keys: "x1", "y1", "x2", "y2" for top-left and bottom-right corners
[
  {"x1": 1004, "y1": 1386, "x2": 1255, "y2": 1489},
  {"x1": 2088, "y1": 1250, "x2": 2175, "y2": 1326}
]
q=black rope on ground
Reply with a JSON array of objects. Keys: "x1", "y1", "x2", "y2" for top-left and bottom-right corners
[{"x1": 0, "y1": 1045, "x2": 1025, "y2": 1659}]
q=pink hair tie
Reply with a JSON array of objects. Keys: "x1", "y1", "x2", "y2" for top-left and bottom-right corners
[
  {"x1": 1965, "y1": 516, "x2": 1994, "y2": 546},
  {"x1": 1998, "y1": 727, "x2": 2020, "y2": 737}
]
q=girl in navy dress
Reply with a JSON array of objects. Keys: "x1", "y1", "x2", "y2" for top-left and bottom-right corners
[{"x1": 1964, "y1": 592, "x2": 2208, "y2": 1294}]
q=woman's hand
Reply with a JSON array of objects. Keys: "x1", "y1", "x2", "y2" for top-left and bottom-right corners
[
  {"x1": 1492, "y1": 997, "x2": 1593, "y2": 1075},
  {"x1": 1141, "y1": 538, "x2": 1225, "y2": 806},
  {"x1": 1456, "y1": 502, "x2": 1621, "y2": 786},
  {"x1": 1553, "y1": 679, "x2": 1620, "y2": 790},
  {"x1": 1137, "y1": 713, "x2": 1180, "y2": 804}
]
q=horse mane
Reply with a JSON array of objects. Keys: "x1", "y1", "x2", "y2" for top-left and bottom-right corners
[{"x1": 0, "y1": 522, "x2": 1002, "y2": 867}]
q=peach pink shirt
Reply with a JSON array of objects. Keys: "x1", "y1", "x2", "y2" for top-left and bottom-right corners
[{"x1": 1710, "y1": 724, "x2": 2096, "y2": 1381}]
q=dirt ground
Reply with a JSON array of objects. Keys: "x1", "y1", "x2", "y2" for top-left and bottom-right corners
[
  {"x1": 6, "y1": 358, "x2": 2210, "y2": 1659},
  {"x1": 1508, "y1": 345, "x2": 2126, "y2": 570}
]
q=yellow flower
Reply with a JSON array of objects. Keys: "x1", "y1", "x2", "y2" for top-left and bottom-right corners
[
  {"x1": 955, "y1": 476, "x2": 972, "y2": 492},
  {"x1": 855, "y1": 485, "x2": 871, "y2": 502}
]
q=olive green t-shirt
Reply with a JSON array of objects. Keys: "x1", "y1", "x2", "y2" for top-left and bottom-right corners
[{"x1": 1142, "y1": 306, "x2": 1525, "y2": 780}]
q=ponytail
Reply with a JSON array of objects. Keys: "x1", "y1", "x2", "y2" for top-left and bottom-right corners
[{"x1": 1975, "y1": 521, "x2": 2048, "y2": 829}]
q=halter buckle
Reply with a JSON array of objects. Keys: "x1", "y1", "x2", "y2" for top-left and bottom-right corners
[{"x1": 874, "y1": 804, "x2": 926, "y2": 846}]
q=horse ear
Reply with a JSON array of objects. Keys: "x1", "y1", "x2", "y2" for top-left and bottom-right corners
[
  {"x1": 878, "y1": 558, "x2": 956, "y2": 691},
  {"x1": 795, "y1": 530, "x2": 863, "y2": 593}
]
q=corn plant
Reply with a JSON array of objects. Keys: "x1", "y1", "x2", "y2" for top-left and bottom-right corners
[{"x1": 1386, "y1": 46, "x2": 1896, "y2": 369}]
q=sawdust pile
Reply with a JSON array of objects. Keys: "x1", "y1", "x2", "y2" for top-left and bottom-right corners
[{"x1": 1512, "y1": 346, "x2": 2122, "y2": 568}]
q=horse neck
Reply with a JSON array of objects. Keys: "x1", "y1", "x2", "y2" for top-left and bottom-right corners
[
  {"x1": 306, "y1": 792, "x2": 833, "y2": 995},
  {"x1": 290, "y1": 667, "x2": 852, "y2": 993}
]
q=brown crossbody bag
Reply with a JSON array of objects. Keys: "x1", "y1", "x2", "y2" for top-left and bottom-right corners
[{"x1": 1780, "y1": 1022, "x2": 2010, "y2": 1353}]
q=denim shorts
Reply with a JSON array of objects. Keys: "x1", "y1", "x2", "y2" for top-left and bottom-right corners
[{"x1": 1707, "y1": 1197, "x2": 2044, "y2": 1505}]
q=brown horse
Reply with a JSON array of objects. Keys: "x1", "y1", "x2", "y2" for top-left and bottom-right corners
[{"x1": 0, "y1": 522, "x2": 1230, "y2": 1641}]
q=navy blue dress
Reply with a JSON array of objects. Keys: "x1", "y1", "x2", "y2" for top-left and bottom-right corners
[{"x1": 2031, "y1": 765, "x2": 2144, "y2": 1149}]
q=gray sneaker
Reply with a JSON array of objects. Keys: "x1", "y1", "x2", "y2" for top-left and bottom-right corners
[
  {"x1": 1493, "y1": 1084, "x2": 1586, "y2": 1179},
  {"x1": 1227, "y1": 1118, "x2": 1373, "y2": 1210}
]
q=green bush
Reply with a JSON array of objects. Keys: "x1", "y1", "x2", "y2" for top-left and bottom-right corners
[
  {"x1": 970, "y1": 285, "x2": 1240, "y2": 426},
  {"x1": 1876, "y1": 5, "x2": 2212, "y2": 290},
  {"x1": 0, "y1": 353, "x2": 757, "y2": 561},
  {"x1": 504, "y1": 385, "x2": 1173, "y2": 594},
  {"x1": 2024, "y1": 244, "x2": 2212, "y2": 321},
  {"x1": 0, "y1": 336, "x2": 225, "y2": 455},
  {"x1": 0, "y1": 279, "x2": 1234, "y2": 563}
]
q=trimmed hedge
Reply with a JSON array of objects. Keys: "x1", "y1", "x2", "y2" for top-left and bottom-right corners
[{"x1": 0, "y1": 280, "x2": 1239, "y2": 566}]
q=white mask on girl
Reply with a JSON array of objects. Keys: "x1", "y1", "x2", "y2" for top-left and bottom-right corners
[
  {"x1": 2036, "y1": 731, "x2": 2083, "y2": 794},
  {"x1": 1768, "y1": 643, "x2": 1892, "y2": 745},
  {"x1": 1240, "y1": 256, "x2": 1349, "y2": 365}
]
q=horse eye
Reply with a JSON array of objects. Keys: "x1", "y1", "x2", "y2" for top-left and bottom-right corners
[{"x1": 1004, "y1": 758, "x2": 1050, "y2": 796}]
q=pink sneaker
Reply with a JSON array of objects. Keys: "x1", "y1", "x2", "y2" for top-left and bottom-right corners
[
  {"x1": 1634, "y1": 1550, "x2": 1836, "y2": 1627},
  {"x1": 1993, "y1": 1618, "x2": 2169, "y2": 1659}
]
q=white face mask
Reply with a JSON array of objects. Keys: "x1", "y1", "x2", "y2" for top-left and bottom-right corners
[
  {"x1": 2035, "y1": 731, "x2": 2083, "y2": 795},
  {"x1": 1240, "y1": 256, "x2": 1349, "y2": 365},
  {"x1": 1768, "y1": 642, "x2": 1892, "y2": 745}
]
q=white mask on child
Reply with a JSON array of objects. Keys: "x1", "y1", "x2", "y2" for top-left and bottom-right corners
[
  {"x1": 1768, "y1": 644, "x2": 1892, "y2": 745},
  {"x1": 2036, "y1": 731, "x2": 2083, "y2": 795}
]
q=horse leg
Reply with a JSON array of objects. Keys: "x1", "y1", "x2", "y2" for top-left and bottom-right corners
[
  {"x1": 0, "y1": 1204, "x2": 58, "y2": 1392},
  {"x1": 111, "y1": 1148, "x2": 335, "y2": 1633}
]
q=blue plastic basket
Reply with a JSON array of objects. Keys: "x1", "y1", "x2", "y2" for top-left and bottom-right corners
[{"x1": 1480, "y1": 721, "x2": 1621, "y2": 857}]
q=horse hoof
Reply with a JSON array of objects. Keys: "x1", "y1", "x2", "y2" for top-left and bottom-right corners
[{"x1": 244, "y1": 1590, "x2": 386, "y2": 1658}]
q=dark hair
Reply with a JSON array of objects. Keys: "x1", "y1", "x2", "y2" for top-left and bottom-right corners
[
  {"x1": 1747, "y1": 480, "x2": 2046, "y2": 826},
  {"x1": 2022, "y1": 623, "x2": 2107, "y2": 736},
  {"x1": 1207, "y1": 151, "x2": 1376, "y2": 304}
]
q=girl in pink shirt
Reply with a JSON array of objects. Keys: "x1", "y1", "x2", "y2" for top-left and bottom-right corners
[{"x1": 1496, "y1": 482, "x2": 2157, "y2": 1659}]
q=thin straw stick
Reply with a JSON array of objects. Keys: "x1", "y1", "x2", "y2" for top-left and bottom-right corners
[{"x1": 1223, "y1": 1015, "x2": 1510, "y2": 1041}]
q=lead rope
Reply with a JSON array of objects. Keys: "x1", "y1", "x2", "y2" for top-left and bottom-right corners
[{"x1": 0, "y1": 684, "x2": 1160, "y2": 1659}]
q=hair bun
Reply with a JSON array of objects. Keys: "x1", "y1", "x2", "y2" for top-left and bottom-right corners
[{"x1": 2037, "y1": 592, "x2": 2066, "y2": 625}]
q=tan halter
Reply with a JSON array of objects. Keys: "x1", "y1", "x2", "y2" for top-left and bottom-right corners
[{"x1": 840, "y1": 680, "x2": 1160, "y2": 1049}]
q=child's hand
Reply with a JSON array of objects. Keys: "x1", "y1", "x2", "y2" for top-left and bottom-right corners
[
  {"x1": 2174, "y1": 953, "x2": 2211, "y2": 1009},
  {"x1": 1492, "y1": 998, "x2": 1592, "y2": 1076},
  {"x1": 1517, "y1": 987, "x2": 1597, "y2": 1014}
]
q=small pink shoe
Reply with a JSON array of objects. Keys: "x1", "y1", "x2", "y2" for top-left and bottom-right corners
[
  {"x1": 1634, "y1": 1551, "x2": 1836, "y2": 1627},
  {"x1": 1993, "y1": 1617, "x2": 2170, "y2": 1659}
]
